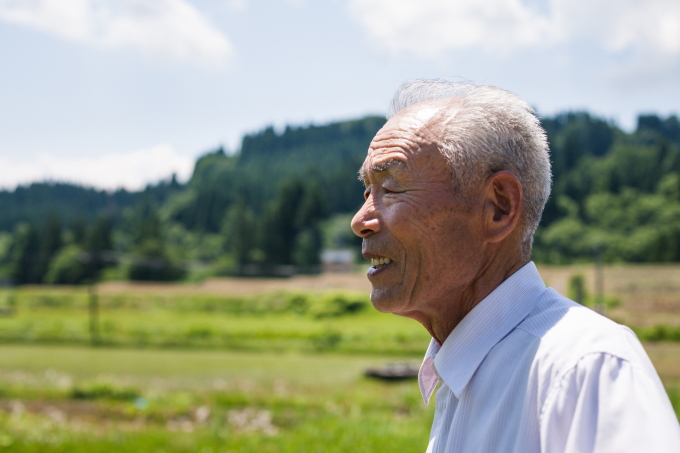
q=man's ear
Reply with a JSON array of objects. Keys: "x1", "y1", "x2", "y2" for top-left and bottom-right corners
[{"x1": 482, "y1": 171, "x2": 522, "y2": 243}]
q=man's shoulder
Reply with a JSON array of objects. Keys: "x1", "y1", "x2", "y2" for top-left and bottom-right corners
[{"x1": 514, "y1": 288, "x2": 643, "y2": 373}]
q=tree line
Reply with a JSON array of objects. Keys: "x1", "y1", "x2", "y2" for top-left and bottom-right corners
[
  {"x1": 0, "y1": 113, "x2": 678, "y2": 284},
  {"x1": 535, "y1": 113, "x2": 680, "y2": 263}
]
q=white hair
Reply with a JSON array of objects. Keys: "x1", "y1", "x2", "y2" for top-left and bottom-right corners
[{"x1": 388, "y1": 79, "x2": 551, "y2": 253}]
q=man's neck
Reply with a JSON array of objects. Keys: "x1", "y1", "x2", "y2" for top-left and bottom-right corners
[{"x1": 410, "y1": 254, "x2": 529, "y2": 345}]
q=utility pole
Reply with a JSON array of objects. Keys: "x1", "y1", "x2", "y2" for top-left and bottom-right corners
[
  {"x1": 88, "y1": 284, "x2": 100, "y2": 346},
  {"x1": 594, "y1": 246, "x2": 604, "y2": 315}
]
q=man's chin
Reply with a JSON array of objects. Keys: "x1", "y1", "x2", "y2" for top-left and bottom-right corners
[{"x1": 369, "y1": 287, "x2": 407, "y2": 314}]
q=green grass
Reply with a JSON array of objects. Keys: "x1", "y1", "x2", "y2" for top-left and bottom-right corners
[
  {"x1": 0, "y1": 286, "x2": 435, "y2": 451},
  {"x1": 0, "y1": 415, "x2": 431, "y2": 453},
  {"x1": 0, "y1": 345, "x2": 415, "y2": 385},
  {"x1": 0, "y1": 345, "x2": 433, "y2": 452},
  {"x1": 1, "y1": 285, "x2": 679, "y2": 451},
  {"x1": 1, "y1": 286, "x2": 679, "y2": 355},
  {"x1": 0, "y1": 288, "x2": 430, "y2": 354}
]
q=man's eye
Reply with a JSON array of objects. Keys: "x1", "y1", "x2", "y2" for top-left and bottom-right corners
[{"x1": 364, "y1": 188, "x2": 371, "y2": 200}]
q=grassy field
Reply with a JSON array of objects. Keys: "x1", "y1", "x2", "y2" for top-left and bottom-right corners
[
  {"x1": 538, "y1": 264, "x2": 680, "y2": 327},
  {"x1": 0, "y1": 265, "x2": 679, "y2": 451},
  {"x1": 2, "y1": 264, "x2": 680, "y2": 351},
  {"x1": 0, "y1": 345, "x2": 433, "y2": 452},
  {"x1": 0, "y1": 288, "x2": 430, "y2": 354},
  {"x1": 0, "y1": 343, "x2": 677, "y2": 452}
]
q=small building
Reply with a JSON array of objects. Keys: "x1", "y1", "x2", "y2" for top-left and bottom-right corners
[{"x1": 321, "y1": 249, "x2": 355, "y2": 273}]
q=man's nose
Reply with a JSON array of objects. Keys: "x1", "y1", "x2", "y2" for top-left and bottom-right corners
[{"x1": 351, "y1": 197, "x2": 381, "y2": 238}]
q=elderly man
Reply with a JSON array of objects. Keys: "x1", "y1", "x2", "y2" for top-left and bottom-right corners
[{"x1": 351, "y1": 80, "x2": 680, "y2": 452}]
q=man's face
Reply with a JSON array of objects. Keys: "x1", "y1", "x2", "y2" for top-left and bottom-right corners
[{"x1": 351, "y1": 109, "x2": 486, "y2": 316}]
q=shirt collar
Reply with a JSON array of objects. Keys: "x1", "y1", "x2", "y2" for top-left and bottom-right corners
[
  {"x1": 419, "y1": 261, "x2": 546, "y2": 402},
  {"x1": 418, "y1": 339, "x2": 441, "y2": 404}
]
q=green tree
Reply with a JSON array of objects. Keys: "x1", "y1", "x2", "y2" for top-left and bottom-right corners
[
  {"x1": 37, "y1": 215, "x2": 63, "y2": 282},
  {"x1": 293, "y1": 178, "x2": 327, "y2": 267},
  {"x1": 222, "y1": 199, "x2": 256, "y2": 266},
  {"x1": 82, "y1": 216, "x2": 114, "y2": 281},
  {"x1": 8, "y1": 224, "x2": 41, "y2": 284},
  {"x1": 71, "y1": 217, "x2": 87, "y2": 245},
  {"x1": 293, "y1": 227, "x2": 323, "y2": 267},
  {"x1": 127, "y1": 199, "x2": 183, "y2": 281},
  {"x1": 262, "y1": 179, "x2": 306, "y2": 265},
  {"x1": 567, "y1": 274, "x2": 588, "y2": 305},
  {"x1": 260, "y1": 178, "x2": 328, "y2": 267},
  {"x1": 44, "y1": 245, "x2": 88, "y2": 284}
]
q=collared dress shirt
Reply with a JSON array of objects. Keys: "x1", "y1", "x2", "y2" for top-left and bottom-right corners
[{"x1": 419, "y1": 262, "x2": 680, "y2": 453}]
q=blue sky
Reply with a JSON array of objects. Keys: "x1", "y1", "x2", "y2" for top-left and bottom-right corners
[{"x1": 0, "y1": 0, "x2": 678, "y2": 191}]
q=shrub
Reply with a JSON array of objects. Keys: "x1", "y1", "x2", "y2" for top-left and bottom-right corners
[
  {"x1": 310, "y1": 294, "x2": 368, "y2": 318},
  {"x1": 567, "y1": 274, "x2": 587, "y2": 305},
  {"x1": 634, "y1": 325, "x2": 680, "y2": 342},
  {"x1": 71, "y1": 381, "x2": 140, "y2": 401},
  {"x1": 44, "y1": 245, "x2": 89, "y2": 285}
]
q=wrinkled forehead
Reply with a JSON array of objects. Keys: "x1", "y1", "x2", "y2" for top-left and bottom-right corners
[{"x1": 360, "y1": 99, "x2": 454, "y2": 180}]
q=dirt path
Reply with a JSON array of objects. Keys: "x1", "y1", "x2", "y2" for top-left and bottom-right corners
[{"x1": 97, "y1": 272, "x2": 373, "y2": 296}]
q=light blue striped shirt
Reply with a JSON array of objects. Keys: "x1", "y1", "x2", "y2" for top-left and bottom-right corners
[{"x1": 419, "y1": 262, "x2": 680, "y2": 453}]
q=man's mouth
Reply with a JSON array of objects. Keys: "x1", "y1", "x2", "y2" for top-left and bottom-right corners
[{"x1": 370, "y1": 257, "x2": 392, "y2": 269}]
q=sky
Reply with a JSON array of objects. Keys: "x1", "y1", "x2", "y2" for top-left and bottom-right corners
[{"x1": 0, "y1": 0, "x2": 678, "y2": 191}]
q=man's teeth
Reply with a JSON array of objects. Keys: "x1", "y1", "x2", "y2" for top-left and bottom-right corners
[{"x1": 371, "y1": 257, "x2": 392, "y2": 268}]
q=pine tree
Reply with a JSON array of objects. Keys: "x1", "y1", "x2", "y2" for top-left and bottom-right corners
[
  {"x1": 128, "y1": 199, "x2": 183, "y2": 281},
  {"x1": 83, "y1": 216, "x2": 113, "y2": 281},
  {"x1": 262, "y1": 179, "x2": 306, "y2": 265},
  {"x1": 38, "y1": 215, "x2": 63, "y2": 282},
  {"x1": 223, "y1": 199, "x2": 255, "y2": 266},
  {"x1": 293, "y1": 178, "x2": 327, "y2": 267},
  {"x1": 9, "y1": 224, "x2": 41, "y2": 284}
]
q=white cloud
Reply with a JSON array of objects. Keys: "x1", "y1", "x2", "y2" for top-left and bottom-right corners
[
  {"x1": 348, "y1": 0, "x2": 552, "y2": 56},
  {"x1": 551, "y1": 0, "x2": 680, "y2": 56},
  {"x1": 552, "y1": 0, "x2": 680, "y2": 84},
  {"x1": 0, "y1": 0, "x2": 233, "y2": 67},
  {"x1": 348, "y1": 0, "x2": 680, "y2": 77},
  {"x1": 0, "y1": 144, "x2": 194, "y2": 191},
  {"x1": 225, "y1": 0, "x2": 247, "y2": 12}
]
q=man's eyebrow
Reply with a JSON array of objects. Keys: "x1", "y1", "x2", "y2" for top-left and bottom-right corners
[{"x1": 357, "y1": 159, "x2": 404, "y2": 182}]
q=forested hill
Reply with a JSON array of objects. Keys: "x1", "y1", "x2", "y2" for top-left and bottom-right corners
[
  {"x1": 0, "y1": 177, "x2": 182, "y2": 232},
  {"x1": 0, "y1": 116, "x2": 384, "y2": 233},
  {"x1": 535, "y1": 113, "x2": 680, "y2": 262},
  {"x1": 0, "y1": 112, "x2": 679, "y2": 285},
  {"x1": 170, "y1": 116, "x2": 385, "y2": 233}
]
